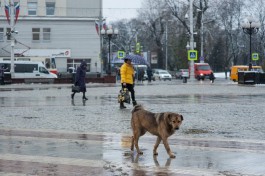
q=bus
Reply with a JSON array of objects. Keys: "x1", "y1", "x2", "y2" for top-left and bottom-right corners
[{"x1": 230, "y1": 65, "x2": 263, "y2": 82}]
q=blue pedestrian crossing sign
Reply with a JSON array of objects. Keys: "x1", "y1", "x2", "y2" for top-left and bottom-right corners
[
  {"x1": 252, "y1": 53, "x2": 259, "y2": 61},
  {"x1": 117, "y1": 50, "x2": 125, "y2": 59},
  {"x1": 188, "y1": 50, "x2": 198, "y2": 61}
]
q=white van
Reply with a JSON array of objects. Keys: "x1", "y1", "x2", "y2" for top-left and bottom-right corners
[{"x1": 0, "y1": 61, "x2": 57, "y2": 78}]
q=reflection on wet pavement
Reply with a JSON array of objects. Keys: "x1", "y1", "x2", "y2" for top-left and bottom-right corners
[{"x1": 0, "y1": 128, "x2": 265, "y2": 175}]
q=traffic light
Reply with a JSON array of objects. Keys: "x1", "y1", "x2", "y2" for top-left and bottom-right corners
[{"x1": 135, "y1": 42, "x2": 140, "y2": 54}]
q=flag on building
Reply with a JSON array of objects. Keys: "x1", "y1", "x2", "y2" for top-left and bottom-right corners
[
  {"x1": 4, "y1": 2, "x2": 20, "y2": 24},
  {"x1": 5, "y1": 4, "x2": 10, "y2": 24},
  {"x1": 15, "y1": 3, "x2": 20, "y2": 24},
  {"x1": 95, "y1": 21, "x2": 99, "y2": 35},
  {"x1": 95, "y1": 20, "x2": 107, "y2": 35},
  {"x1": 102, "y1": 21, "x2": 107, "y2": 30}
]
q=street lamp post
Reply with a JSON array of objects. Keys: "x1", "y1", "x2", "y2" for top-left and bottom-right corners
[
  {"x1": 101, "y1": 26, "x2": 119, "y2": 75},
  {"x1": 165, "y1": 21, "x2": 168, "y2": 70},
  {"x1": 164, "y1": 19, "x2": 173, "y2": 70},
  {"x1": 200, "y1": 10, "x2": 204, "y2": 63},
  {"x1": 242, "y1": 17, "x2": 260, "y2": 70},
  {"x1": 189, "y1": 0, "x2": 195, "y2": 81}
]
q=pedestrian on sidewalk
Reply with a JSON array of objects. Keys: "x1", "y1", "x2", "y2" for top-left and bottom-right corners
[
  {"x1": 0, "y1": 65, "x2": 8, "y2": 85},
  {"x1": 147, "y1": 66, "x2": 153, "y2": 83},
  {"x1": 209, "y1": 72, "x2": 215, "y2": 83},
  {"x1": 120, "y1": 57, "x2": 137, "y2": 109},
  {"x1": 71, "y1": 61, "x2": 88, "y2": 100}
]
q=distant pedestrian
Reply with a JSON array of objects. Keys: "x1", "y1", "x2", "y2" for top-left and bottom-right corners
[
  {"x1": 116, "y1": 67, "x2": 121, "y2": 81},
  {"x1": 120, "y1": 57, "x2": 137, "y2": 109},
  {"x1": 71, "y1": 61, "x2": 88, "y2": 100},
  {"x1": 147, "y1": 66, "x2": 153, "y2": 83},
  {"x1": 138, "y1": 69, "x2": 144, "y2": 83},
  {"x1": 0, "y1": 65, "x2": 8, "y2": 85},
  {"x1": 209, "y1": 72, "x2": 215, "y2": 83}
]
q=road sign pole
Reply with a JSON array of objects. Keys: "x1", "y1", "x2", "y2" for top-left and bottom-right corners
[
  {"x1": 188, "y1": 50, "x2": 197, "y2": 80},
  {"x1": 189, "y1": 0, "x2": 195, "y2": 81}
]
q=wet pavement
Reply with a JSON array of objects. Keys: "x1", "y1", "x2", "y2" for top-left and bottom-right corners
[{"x1": 0, "y1": 78, "x2": 265, "y2": 176}]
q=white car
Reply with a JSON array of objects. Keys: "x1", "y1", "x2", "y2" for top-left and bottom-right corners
[{"x1": 153, "y1": 70, "x2": 172, "y2": 81}]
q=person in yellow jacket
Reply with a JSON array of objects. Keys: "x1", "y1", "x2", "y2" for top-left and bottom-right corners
[{"x1": 120, "y1": 57, "x2": 137, "y2": 109}]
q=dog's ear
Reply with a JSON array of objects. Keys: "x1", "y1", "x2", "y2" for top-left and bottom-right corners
[{"x1": 180, "y1": 115, "x2": 183, "y2": 121}]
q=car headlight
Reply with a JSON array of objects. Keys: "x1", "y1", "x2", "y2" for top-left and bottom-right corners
[{"x1": 200, "y1": 73, "x2": 204, "y2": 76}]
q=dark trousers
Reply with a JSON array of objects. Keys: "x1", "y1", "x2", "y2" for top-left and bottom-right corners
[
  {"x1": 0, "y1": 76, "x2": 4, "y2": 85},
  {"x1": 121, "y1": 83, "x2": 135, "y2": 102}
]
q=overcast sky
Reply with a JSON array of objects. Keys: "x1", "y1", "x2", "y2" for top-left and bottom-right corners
[{"x1": 103, "y1": 0, "x2": 142, "y2": 23}]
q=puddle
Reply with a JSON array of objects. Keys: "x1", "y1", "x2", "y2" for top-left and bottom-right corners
[
  {"x1": 183, "y1": 129, "x2": 210, "y2": 134},
  {"x1": 23, "y1": 116, "x2": 39, "y2": 119}
]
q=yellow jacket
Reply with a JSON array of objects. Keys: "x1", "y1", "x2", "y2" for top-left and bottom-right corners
[{"x1": 120, "y1": 62, "x2": 134, "y2": 84}]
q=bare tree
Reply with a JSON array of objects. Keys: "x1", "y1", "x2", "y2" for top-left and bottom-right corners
[
  {"x1": 247, "y1": 0, "x2": 265, "y2": 67},
  {"x1": 137, "y1": 0, "x2": 168, "y2": 69},
  {"x1": 210, "y1": 0, "x2": 245, "y2": 70},
  {"x1": 112, "y1": 0, "x2": 265, "y2": 72}
]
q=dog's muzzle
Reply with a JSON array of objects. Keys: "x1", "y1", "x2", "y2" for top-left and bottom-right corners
[{"x1": 175, "y1": 127, "x2": 179, "y2": 130}]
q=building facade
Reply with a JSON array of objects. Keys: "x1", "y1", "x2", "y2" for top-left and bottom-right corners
[{"x1": 0, "y1": 0, "x2": 101, "y2": 73}]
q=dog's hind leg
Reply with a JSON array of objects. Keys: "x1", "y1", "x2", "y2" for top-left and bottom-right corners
[
  {"x1": 153, "y1": 137, "x2": 161, "y2": 155},
  {"x1": 130, "y1": 136, "x2": 134, "y2": 151},
  {"x1": 134, "y1": 132, "x2": 143, "y2": 155}
]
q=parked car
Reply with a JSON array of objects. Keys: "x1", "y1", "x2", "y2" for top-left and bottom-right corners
[
  {"x1": 176, "y1": 69, "x2": 189, "y2": 79},
  {"x1": 153, "y1": 69, "x2": 172, "y2": 81}
]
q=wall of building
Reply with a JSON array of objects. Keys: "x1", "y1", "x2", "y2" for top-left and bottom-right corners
[
  {"x1": 0, "y1": 0, "x2": 99, "y2": 17},
  {"x1": 0, "y1": 0, "x2": 101, "y2": 73}
]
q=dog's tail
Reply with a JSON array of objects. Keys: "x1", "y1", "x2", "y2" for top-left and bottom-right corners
[{"x1": 131, "y1": 104, "x2": 144, "y2": 113}]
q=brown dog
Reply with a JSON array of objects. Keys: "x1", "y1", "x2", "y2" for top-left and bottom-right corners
[{"x1": 131, "y1": 105, "x2": 183, "y2": 158}]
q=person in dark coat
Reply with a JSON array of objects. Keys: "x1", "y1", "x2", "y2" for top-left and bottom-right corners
[
  {"x1": 209, "y1": 72, "x2": 215, "y2": 83},
  {"x1": 0, "y1": 65, "x2": 8, "y2": 85},
  {"x1": 71, "y1": 61, "x2": 88, "y2": 100},
  {"x1": 146, "y1": 66, "x2": 153, "y2": 83}
]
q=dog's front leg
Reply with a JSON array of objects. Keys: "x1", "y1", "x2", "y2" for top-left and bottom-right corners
[
  {"x1": 153, "y1": 137, "x2": 161, "y2": 155},
  {"x1": 162, "y1": 137, "x2": 175, "y2": 158}
]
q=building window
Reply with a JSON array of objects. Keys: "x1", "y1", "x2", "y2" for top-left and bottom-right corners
[
  {"x1": 46, "y1": 2, "x2": 55, "y2": 15},
  {"x1": 28, "y1": 2, "x2": 37, "y2": 15},
  {"x1": 6, "y1": 28, "x2": 11, "y2": 41},
  {"x1": 0, "y1": 28, "x2": 4, "y2": 41},
  {"x1": 32, "y1": 28, "x2": 40, "y2": 41},
  {"x1": 43, "y1": 28, "x2": 51, "y2": 41}
]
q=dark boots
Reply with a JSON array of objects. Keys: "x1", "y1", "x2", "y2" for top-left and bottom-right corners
[
  {"x1": 71, "y1": 93, "x2": 75, "y2": 99},
  {"x1": 120, "y1": 102, "x2": 126, "y2": 109},
  {"x1": 132, "y1": 101, "x2": 137, "y2": 106},
  {"x1": 71, "y1": 93, "x2": 87, "y2": 100},
  {"x1": 82, "y1": 93, "x2": 88, "y2": 100},
  {"x1": 120, "y1": 101, "x2": 137, "y2": 109}
]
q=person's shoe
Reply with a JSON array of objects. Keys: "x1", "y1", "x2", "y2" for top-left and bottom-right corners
[
  {"x1": 132, "y1": 101, "x2": 137, "y2": 106},
  {"x1": 83, "y1": 97, "x2": 88, "y2": 100},
  {"x1": 120, "y1": 103, "x2": 126, "y2": 109},
  {"x1": 71, "y1": 93, "x2": 74, "y2": 99}
]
